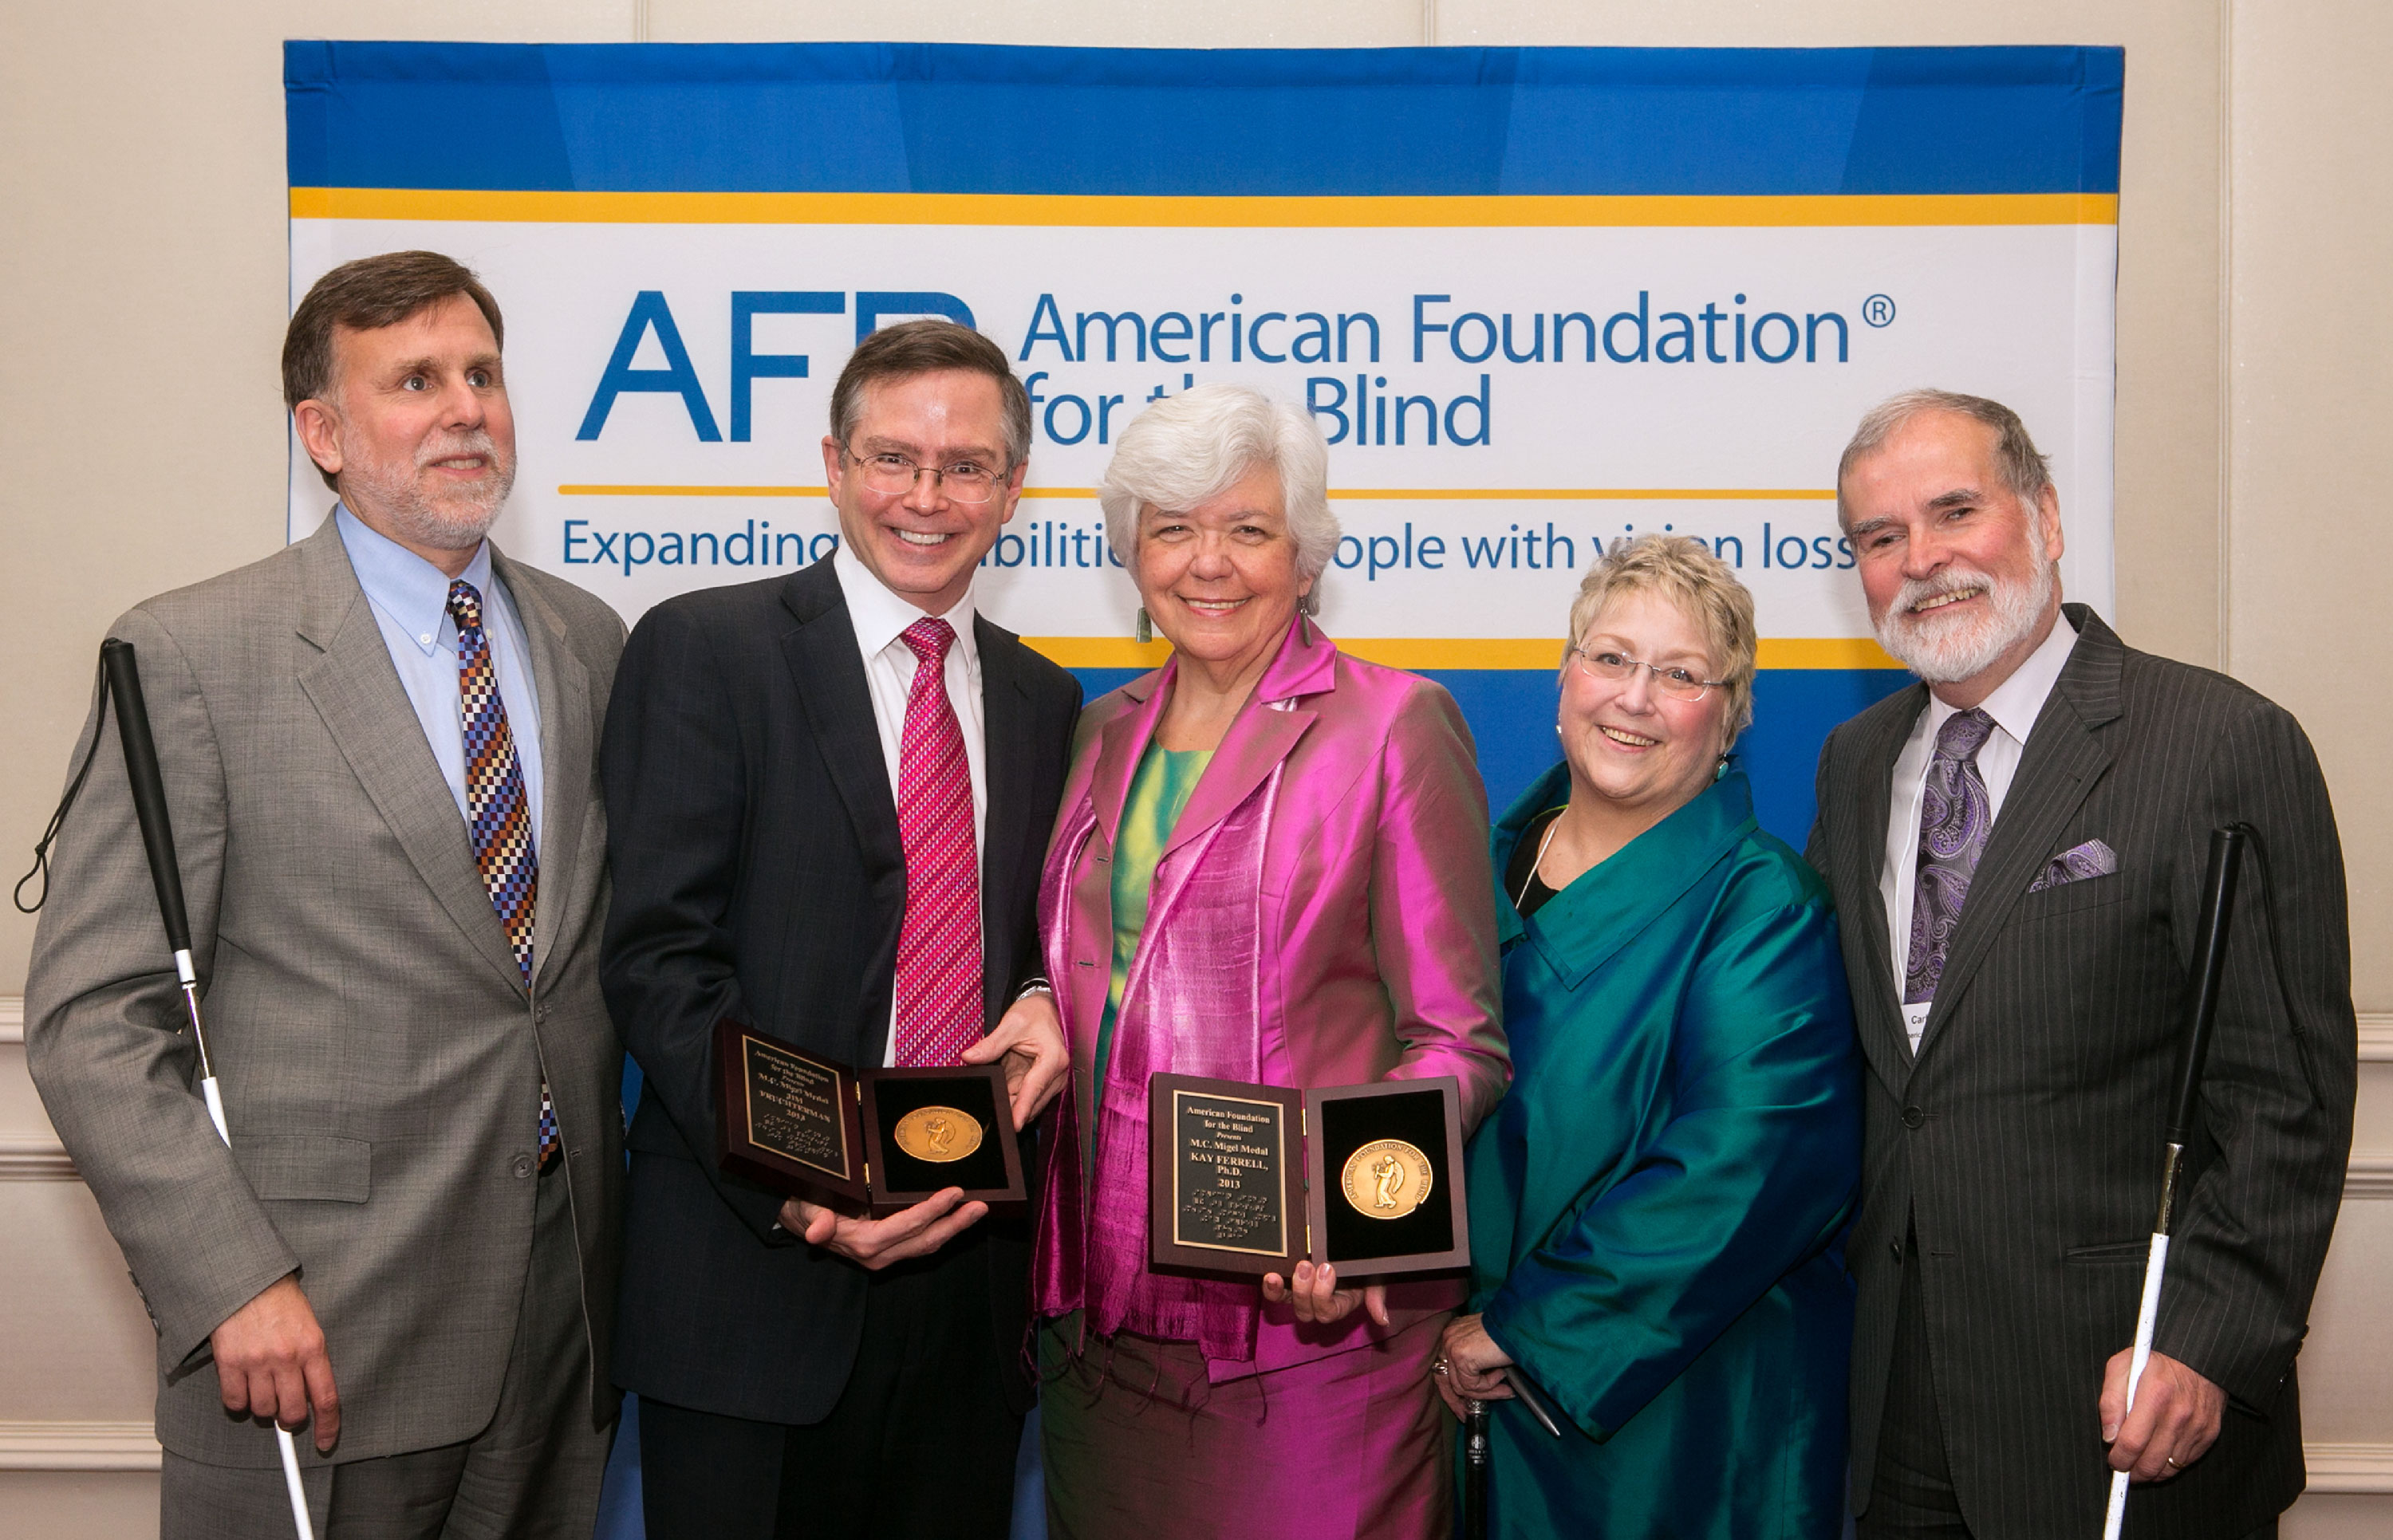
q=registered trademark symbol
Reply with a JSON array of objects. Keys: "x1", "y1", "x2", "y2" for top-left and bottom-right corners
[{"x1": 1863, "y1": 293, "x2": 1897, "y2": 328}]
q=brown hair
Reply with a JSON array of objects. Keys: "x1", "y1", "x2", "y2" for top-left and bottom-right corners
[
  {"x1": 283, "y1": 252, "x2": 505, "y2": 490},
  {"x1": 829, "y1": 319, "x2": 1031, "y2": 469}
]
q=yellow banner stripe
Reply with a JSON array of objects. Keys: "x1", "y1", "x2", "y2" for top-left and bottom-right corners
[
  {"x1": 555, "y1": 484, "x2": 1835, "y2": 502},
  {"x1": 294, "y1": 187, "x2": 2116, "y2": 228},
  {"x1": 1023, "y1": 636, "x2": 1902, "y2": 671}
]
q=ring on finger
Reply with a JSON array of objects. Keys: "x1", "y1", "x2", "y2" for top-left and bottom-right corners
[{"x1": 2164, "y1": 1454, "x2": 2181, "y2": 1470}]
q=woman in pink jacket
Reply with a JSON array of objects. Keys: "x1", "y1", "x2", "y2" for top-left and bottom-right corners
[{"x1": 1029, "y1": 384, "x2": 1511, "y2": 1538}]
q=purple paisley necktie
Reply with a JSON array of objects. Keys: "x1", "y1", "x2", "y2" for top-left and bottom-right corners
[{"x1": 1904, "y1": 707, "x2": 1997, "y2": 1006}]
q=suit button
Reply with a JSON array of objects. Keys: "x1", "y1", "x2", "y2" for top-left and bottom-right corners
[
  {"x1": 1890, "y1": 1238, "x2": 1906, "y2": 1264},
  {"x1": 535, "y1": 1005, "x2": 549, "y2": 1023},
  {"x1": 1902, "y1": 1106, "x2": 1926, "y2": 1129},
  {"x1": 512, "y1": 1154, "x2": 534, "y2": 1180}
]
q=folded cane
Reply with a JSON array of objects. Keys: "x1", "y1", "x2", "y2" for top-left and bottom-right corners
[
  {"x1": 102, "y1": 640, "x2": 317, "y2": 1540},
  {"x1": 2101, "y1": 825, "x2": 2247, "y2": 1539}
]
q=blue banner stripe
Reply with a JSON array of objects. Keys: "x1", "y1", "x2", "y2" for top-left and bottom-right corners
[
  {"x1": 1067, "y1": 664, "x2": 1916, "y2": 853},
  {"x1": 286, "y1": 41, "x2": 2121, "y2": 198}
]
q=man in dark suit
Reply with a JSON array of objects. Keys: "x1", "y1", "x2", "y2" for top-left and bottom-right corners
[
  {"x1": 1807, "y1": 390, "x2": 2356, "y2": 1539},
  {"x1": 600, "y1": 319, "x2": 1082, "y2": 1539}
]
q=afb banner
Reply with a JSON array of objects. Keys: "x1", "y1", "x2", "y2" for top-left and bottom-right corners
[{"x1": 286, "y1": 41, "x2": 2123, "y2": 841}]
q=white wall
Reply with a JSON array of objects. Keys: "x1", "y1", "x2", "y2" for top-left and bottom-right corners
[{"x1": 2, "y1": 2, "x2": 2385, "y2": 1534}]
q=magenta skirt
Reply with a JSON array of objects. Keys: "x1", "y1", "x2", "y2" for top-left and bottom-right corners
[{"x1": 1038, "y1": 1312, "x2": 1453, "y2": 1540}]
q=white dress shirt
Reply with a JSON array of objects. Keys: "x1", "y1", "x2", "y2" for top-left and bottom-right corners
[
  {"x1": 1881, "y1": 611, "x2": 2079, "y2": 1051},
  {"x1": 831, "y1": 541, "x2": 989, "y2": 1067}
]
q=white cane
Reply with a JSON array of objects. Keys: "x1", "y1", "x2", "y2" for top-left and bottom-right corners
[
  {"x1": 104, "y1": 641, "x2": 317, "y2": 1540},
  {"x1": 2102, "y1": 825, "x2": 2246, "y2": 1540}
]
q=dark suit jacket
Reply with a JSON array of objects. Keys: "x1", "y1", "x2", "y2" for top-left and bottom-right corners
[
  {"x1": 600, "y1": 557, "x2": 1080, "y2": 1425},
  {"x1": 1807, "y1": 606, "x2": 2355, "y2": 1539}
]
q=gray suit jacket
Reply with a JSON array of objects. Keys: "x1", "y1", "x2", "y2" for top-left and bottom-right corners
[
  {"x1": 1807, "y1": 606, "x2": 2356, "y2": 1538},
  {"x1": 26, "y1": 517, "x2": 626, "y2": 1467}
]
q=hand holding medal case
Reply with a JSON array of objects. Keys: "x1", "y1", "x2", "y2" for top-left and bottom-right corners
[
  {"x1": 1148, "y1": 1072, "x2": 1469, "y2": 1278},
  {"x1": 713, "y1": 1017, "x2": 1027, "y2": 1217}
]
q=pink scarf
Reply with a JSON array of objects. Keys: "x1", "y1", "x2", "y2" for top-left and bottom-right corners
[{"x1": 1031, "y1": 741, "x2": 1285, "y2": 1364}]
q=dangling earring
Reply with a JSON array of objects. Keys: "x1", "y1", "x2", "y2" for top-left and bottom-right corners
[
  {"x1": 1135, "y1": 607, "x2": 1153, "y2": 644},
  {"x1": 1714, "y1": 752, "x2": 1731, "y2": 782}
]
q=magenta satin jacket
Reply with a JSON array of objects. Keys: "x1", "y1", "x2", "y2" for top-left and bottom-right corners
[{"x1": 1031, "y1": 616, "x2": 1510, "y2": 1377}]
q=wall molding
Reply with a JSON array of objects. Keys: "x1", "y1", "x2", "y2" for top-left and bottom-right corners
[
  {"x1": 1, "y1": 995, "x2": 19, "y2": 1045},
  {"x1": 0, "y1": 1421, "x2": 159, "y2": 1471},
  {"x1": 2347, "y1": 1155, "x2": 2393, "y2": 1201},
  {"x1": 2308, "y1": 1442, "x2": 2393, "y2": 1495},
  {"x1": 0, "y1": 1416, "x2": 2381, "y2": 1487},
  {"x1": 0, "y1": 1135, "x2": 75, "y2": 1180}
]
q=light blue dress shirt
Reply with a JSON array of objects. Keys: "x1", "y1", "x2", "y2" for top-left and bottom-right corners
[{"x1": 333, "y1": 506, "x2": 546, "y2": 856}]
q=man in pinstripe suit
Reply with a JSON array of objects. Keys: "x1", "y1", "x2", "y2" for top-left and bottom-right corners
[{"x1": 1807, "y1": 391, "x2": 2356, "y2": 1538}]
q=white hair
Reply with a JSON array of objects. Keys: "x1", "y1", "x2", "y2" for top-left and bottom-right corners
[{"x1": 1098, "y1": 384, "x2": 1340, "y2": 610}]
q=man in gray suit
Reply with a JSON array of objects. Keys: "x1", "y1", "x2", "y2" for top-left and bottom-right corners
[
  {"x1": 26, "y1": 250, "x2": 625, "y2": 1538},
  {"x1": 1808, "y1": 390, "x2": 2356, "y2": 1538}
]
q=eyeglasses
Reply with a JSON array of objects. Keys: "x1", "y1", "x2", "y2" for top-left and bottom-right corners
[
  {"x1": 1568, "y1": 645, "x2": 1727, "y2": 703},
  {"x1": 840, "y1": 445, "x2": 1011, "y2": 504}
]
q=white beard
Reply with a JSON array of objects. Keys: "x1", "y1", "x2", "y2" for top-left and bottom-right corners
[
  {"x1": 341, "y1": 428, "x2": 516, "y2": 553},
  {"x1": 1875, "y1": 555, "x2": 2054, "y2": 684}
]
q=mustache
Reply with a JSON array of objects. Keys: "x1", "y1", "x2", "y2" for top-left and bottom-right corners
[
  {"x1": 415, "y1": 429, "x2": 508, "y2": 471},
  {"x1": 1886, "y1": 565, "x2": 1998, "y2": 623}
]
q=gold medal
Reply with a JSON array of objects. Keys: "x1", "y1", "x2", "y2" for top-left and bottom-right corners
[
  {"x1": 893, "y1": 1106, "x2": 982, "y2": 1164},
  {"x1": 1340, "y1": 1138, "x2": 1433, "y2": 1220}
]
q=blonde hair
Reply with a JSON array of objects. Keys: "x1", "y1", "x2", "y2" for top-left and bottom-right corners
[{"x1": 1564, "y1": 534, "x2": 1759, "y2": 744}]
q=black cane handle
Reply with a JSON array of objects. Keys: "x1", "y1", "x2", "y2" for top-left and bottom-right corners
[
  {"x1": 2166, "y1": 826, "x2": 2248, "y2": 1147},
  {"x1": 101, "y1": 640, "x2": 194, "y2": 957}
]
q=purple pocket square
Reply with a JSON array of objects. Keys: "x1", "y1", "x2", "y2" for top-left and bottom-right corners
[{"x1": 2028, "y1": 838, "x2": 2118, "y2": 892}]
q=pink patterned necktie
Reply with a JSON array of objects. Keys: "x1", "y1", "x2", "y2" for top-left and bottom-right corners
[
  {"x1": 893, "y1": 618, "x2": 982, "y2": 1067},
  {"x1": 447, "y1": 581, "x2": 558, "y2": 1174},
  {"x1": 1904, "y1": 707, "x2": 1997, "y2": 1006}
]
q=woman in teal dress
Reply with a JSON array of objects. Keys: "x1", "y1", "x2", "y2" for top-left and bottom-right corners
[{"x1": 1434, "y1": 534, "x2": 1860, "y2": 1538}]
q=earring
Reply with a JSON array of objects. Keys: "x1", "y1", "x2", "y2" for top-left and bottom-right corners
[{"x1": 1135, "y1": 608, "x2": 1153, "y2": 645}]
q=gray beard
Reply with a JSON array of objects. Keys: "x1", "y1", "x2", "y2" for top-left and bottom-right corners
[
  {"x1": 341, "y1": 435, "x2": 515, "y2": 554},
  {"x1": 1875, "y1": 557, "x2": 2055, "y2": 685}
]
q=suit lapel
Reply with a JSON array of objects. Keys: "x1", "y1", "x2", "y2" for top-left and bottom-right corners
[
  {"x1": 1159, "y1": 703, "x2": 1314, "y2": 863},
  {"x1": 1090, "y1": 668, "x2": 1168, "y2": 853},
  {"x1": 292, "y1": 524, "x2": 526, "y2": 995},
  {"x1": 1914, "y1": 611, "x2": 2121, "y2": 1061},
  {"x1": 975, "y1": 617, "x2": 1037, "y2": 1025},
  {"x1": 1849, "y1": 686, "x2": 1926, "y2": 1082},
  {"x1": 492, "y1": 549, "x2": 596, "y2": 990},
  {"x1": 779, "y1": 568, "x2": 905, "y2": 1063}
]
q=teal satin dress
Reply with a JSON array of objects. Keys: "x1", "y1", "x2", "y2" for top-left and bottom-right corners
[{"x1": 1465, "y1": 766, "x2": 1860, "y2": 1538}]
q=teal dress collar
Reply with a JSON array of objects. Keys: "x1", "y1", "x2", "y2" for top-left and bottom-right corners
[{"x1": 1492, "y1": 764, "x2": 1760, "y2": 990}]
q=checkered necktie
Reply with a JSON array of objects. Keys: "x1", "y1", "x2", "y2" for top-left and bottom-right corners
[
  {"x1": 447, "y1": 581, "x2": 558, "y2": 1174},
  {"x1": 892, "y1": 618, "x2": 982, "y2": 1067}
]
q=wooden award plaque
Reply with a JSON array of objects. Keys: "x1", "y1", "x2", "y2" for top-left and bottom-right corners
[
  {"x1": 713, "y1": 1016, "x2": 868, "y2": 1211},
  {"x1": 1145, "y1": 1072, "x2": 1470, "y2": 1280},
  {"x1": 1148, "y1": 1073, "x2": 1305, "y2": 1276},
  {"x1": 714, "y1": 1018, "x2": 1029, "y2": 1218}
]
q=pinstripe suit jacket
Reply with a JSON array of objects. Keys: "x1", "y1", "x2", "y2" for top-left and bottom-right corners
[
  {"x1": 1806, "y1": 606, "x2": 2355, "y2": 1538},
  {"x1": 26, "y1": 518, "x2": 626, "y2": 1467}
]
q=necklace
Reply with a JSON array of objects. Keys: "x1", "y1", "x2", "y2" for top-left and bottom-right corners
[{"x1": 1512, "y1": 809, "x2": 1567, "y2": 912}]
